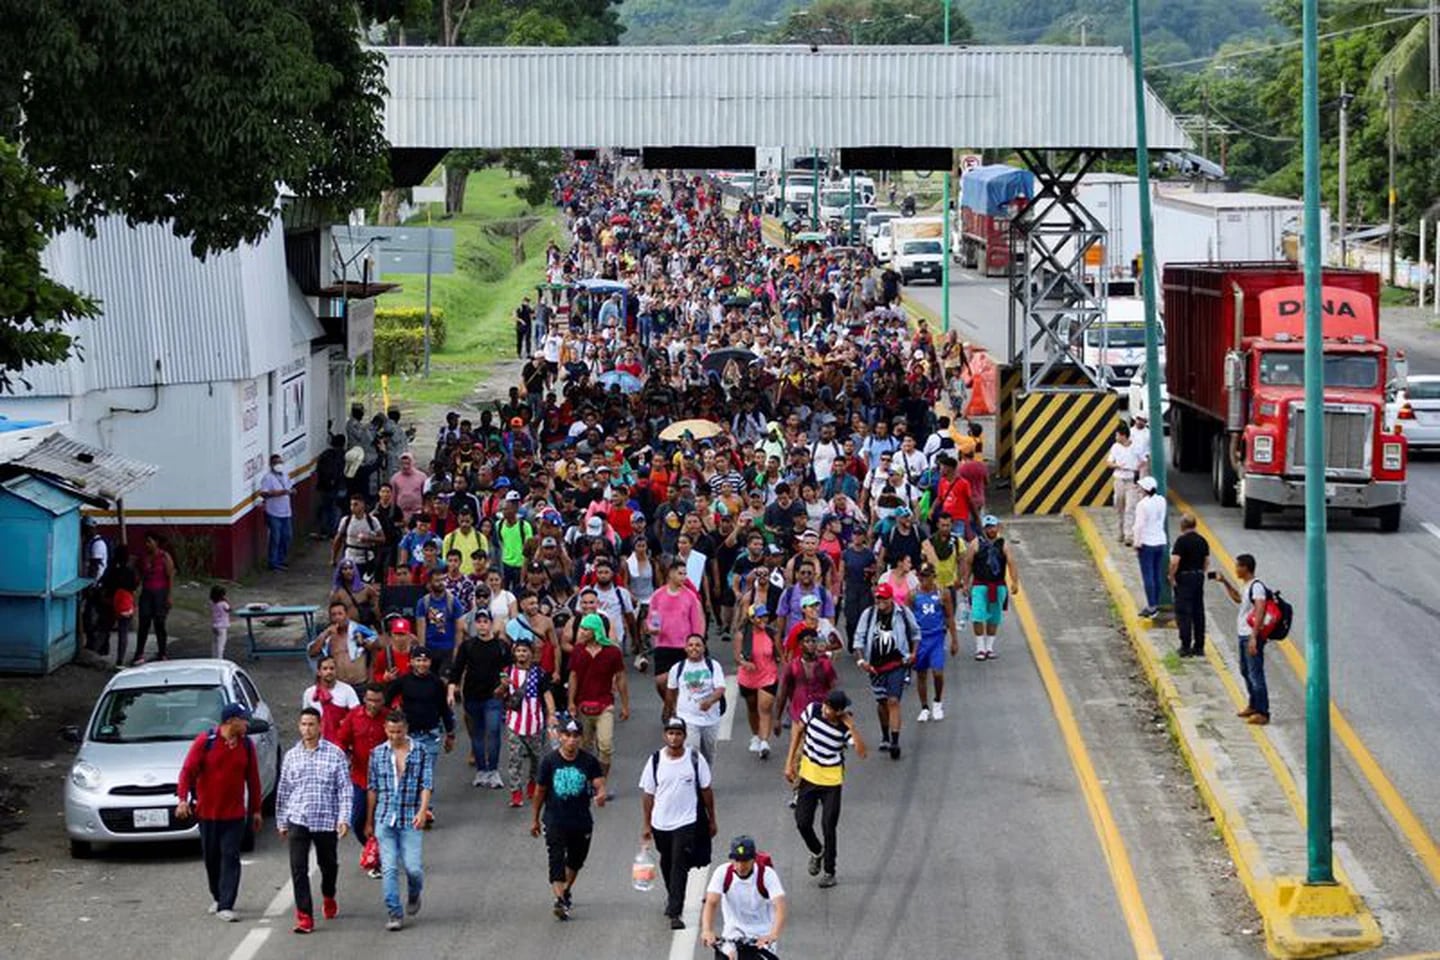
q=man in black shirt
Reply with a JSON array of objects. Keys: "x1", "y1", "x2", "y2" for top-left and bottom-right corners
[
  {"x1": 532, "y1": 717, "x2": 607, "y2": 921},
  {"x1": 1168, "y1": 514, "x2": 1210, "y2": 657},
  {"x1": 448, "y1": 610, "x2": 513, "y2": 789},
  {"x1": 385, "y1": 647, "x2": 455, "y2": 822},
  {"x1": 515, "y1": 298, "x2": 534, "y2": 358}
]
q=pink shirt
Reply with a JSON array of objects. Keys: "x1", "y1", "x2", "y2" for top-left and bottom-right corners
[
  {"x1": 389, "y1": 468, "x2": 428, "y2": 515},
  {"x1": 646, "y1": 585, "x2": 705, "y2": 650},
  {"x1": 738, "y1": 627, "x2": 779, "y2": 690}
]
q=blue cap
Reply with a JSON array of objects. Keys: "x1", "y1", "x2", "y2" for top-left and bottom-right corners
[
  {"x1": 982, "y1": 514, "x2": 1001, "y2": 527},
  {"x1": 495, "y1": 476, "x2": 512, "y2": 488},
  {"x1": 220, "y1": 703, "x2": 251, "y2": 723},
  {"x1": 729, "y1": 835, "x2": 758, "y2": 861}
]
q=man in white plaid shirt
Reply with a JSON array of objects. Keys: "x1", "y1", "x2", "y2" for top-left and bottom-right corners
[{"x1": 276, "y1": 707, "x2": 352, "y2": 935}]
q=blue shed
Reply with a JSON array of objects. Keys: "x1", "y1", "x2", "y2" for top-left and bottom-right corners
[{"x1": 0, "y1": 475, "x2": 89, "y2": 674}]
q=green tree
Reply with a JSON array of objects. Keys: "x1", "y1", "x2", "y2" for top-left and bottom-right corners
[
  {"x1": 1397, "y1": 95, "x2": 1440, "y2": 246},
  {"x1": 767, "y1": 0, "x2": 972, "y2": 44},
  {"x1": 499, "y1": 149, "x2": 568, "y2": 207},
  {"x1": 0, "y1": 0, "x2": 392, "y2": 391}
]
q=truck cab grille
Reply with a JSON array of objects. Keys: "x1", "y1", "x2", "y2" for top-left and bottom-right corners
[{"x1": 1287, "y1": 403, "x2": 1373, "y2": 479}]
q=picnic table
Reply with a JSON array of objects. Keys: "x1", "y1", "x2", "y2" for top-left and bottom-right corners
[{"x1": 235, "y1": 604, "x2": 323, "y2": 659}]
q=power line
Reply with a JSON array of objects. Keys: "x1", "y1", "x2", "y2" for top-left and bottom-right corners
[{"x1": 1145, "y1": 12, "x2": 1424, "y2": 71}]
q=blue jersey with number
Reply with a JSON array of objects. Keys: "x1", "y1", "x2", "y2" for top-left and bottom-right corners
[{"x1": 912, "y1": 590, "x2": 947, "y2": 644}]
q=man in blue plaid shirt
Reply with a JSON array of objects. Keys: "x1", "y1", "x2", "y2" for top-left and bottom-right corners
[
  {"x1": 276, "y1": 707, "x2": 352, "y2": 935},
  {"x1": 366, "y1": 710, "x2": 433, "y2": 931}
]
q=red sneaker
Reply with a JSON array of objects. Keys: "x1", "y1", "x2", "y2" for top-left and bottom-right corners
[
  {"x1": 509, "y1": 789, "x2": 524, "y2": 808},
  {"x1": 293, "y1": 911, "x2": 314, "y2": 934},
  {"x1": 322, "y1": 897, "x2": 338, "y2": 920}
]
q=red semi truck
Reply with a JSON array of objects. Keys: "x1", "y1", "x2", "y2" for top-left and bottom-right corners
[{"x1": 1163, "y1": 262, "x2": 1407, "y2": 531}]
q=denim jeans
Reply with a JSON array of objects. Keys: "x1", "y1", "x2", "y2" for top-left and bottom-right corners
[
  {"x1": 1137, "y1": 544, "x2": 1167, "y2": 609},
  {"x1": 375, "y1": 820, "x2": 424, "y2": 919},
  {"x1": 1238, "y1": 634, "x2": 1269, "y2": 716},
  {"x1": 198, "y1": 817, "x2": 247, "y2": 910},
  {"x1": 350, "y1": 782, "x2": 368, "y2": 844},
  {"x1": 464, "y1": 697, "x2": 504, "y2": 773},
  {"x1": 266, "y1": 514, "x2": 293, "y2": 569},
  {"x1": 412, "y1": 729, "x2": 443, "y2": 799}
]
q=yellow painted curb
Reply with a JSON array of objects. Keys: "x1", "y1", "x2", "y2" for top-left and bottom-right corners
[
  {"x1": 1070, "y1": 507, "x2": 1383, "y2": 958},
  {"x1": 1171, "y1": 489, "x2": 1440, "y2": 893}
]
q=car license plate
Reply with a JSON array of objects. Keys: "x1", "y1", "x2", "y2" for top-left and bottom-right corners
[{"x1": 133, "y1": 808, "x2": 169, "y2": 829}]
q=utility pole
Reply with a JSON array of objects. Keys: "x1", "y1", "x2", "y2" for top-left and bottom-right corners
[
  {"x1": 1202, "y1": 78, "x2": 1210, "y2": 160},
  {"x1": 1387, "y1": 73, "x2": 1398, "y2": 286},
  {"x1": 811, "y1": 147, "x2": 820, "y2": 227},
  {"x1": 1301, "y1": 0, "x2": 1336, "y2": 886},
  {"x1": 1078, "y1": 15, "x2": 1089, "y2": 46},
  {"x1": 942, "y1": 0, "x2": 953, "y2": 333},
  {"x1": 1339, "y1": 83, "x2": 1351, "y2": 265}
]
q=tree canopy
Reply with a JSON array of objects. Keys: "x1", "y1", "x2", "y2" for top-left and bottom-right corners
[{"x1": 0, "y1": 0, "x2": 394, "y2": 392}]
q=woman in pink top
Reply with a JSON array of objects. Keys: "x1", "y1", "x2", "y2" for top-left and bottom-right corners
[
  {"x1": 132, "y1": 534, "x2": 175, "y2": 664},
  {"x1": 736, "y1": 603, "x2": 779, "y2": 760},
  {"x1": 645, "y1": 560, "x2": 706, "y2": 702},
  {"x1": 876, "y1": 553, "x2": 919, "y2": 609}
]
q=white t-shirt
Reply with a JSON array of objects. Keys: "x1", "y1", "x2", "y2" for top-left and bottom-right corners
[
  {"x1": 1237, "y1": 579, "x2": 1267, "y2": 637},
  {"x1": 810, "y1": 439, "x2": 843, "y2": 482},
  {"x1": 705, "y1": 862, "x2": 785, "y2": 940},
  {"x1": 1132, "y1": 494, "x2": 1167, "y2": 547},
  {"x1": 1108, "y1": 442, "x2": 1143, "y2": 479},
  {"x1": 638, "y1": 747, "x2": 712, "y2": 832},
  {"x1": 1131, "y1": 427, "x2": 1152, "y2": 464},
  {"x1": 301, "y1": 682, "x2": 360, "y2": 714},
  {"x1": 667, "y1": 657, "x2": 725, "y2": 728}
]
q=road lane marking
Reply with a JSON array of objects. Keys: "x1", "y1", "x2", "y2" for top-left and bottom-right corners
[
  {"x1": 666, "y1": 866, "x2": 711, "y2": 960},
  {"x1": 226, "y1": 929, "x2": 271, "y2": 960},
  {"x1": 1422, "y1": 521, "x2": 1440, "y2": 542},
  {"x1": 1011, "y1": 585, "x2": 1163, "y2": 960},
  {"x1": 1173, "y1": 490, "x2": 1440, "y2": 889},
  {"x1": 717, "y1": 677, "x2": 739, "y2": 742}
]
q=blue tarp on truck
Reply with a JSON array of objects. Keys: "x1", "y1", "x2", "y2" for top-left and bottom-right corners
[{"x1": 960, "y1": 165, "x2": 1035, "y2": 216}]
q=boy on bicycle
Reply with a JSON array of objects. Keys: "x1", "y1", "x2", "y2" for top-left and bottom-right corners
[{"x1": 702, "y1": 835, "x2": 787, "y2": 959}]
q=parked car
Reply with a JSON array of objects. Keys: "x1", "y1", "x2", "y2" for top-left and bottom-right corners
[
  {"x1": 64, "y1": 660, "x2": 281, "y2": 857},
  {"x1": 1388, "y1": 374, "x2": 1440, "y2": 448}
]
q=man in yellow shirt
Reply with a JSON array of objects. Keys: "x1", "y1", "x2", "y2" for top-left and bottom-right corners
[{"x1": 782, "y1": 689, "x2": 868, "y2": 889}]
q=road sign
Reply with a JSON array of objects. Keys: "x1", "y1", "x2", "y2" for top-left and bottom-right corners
[
  {"x1": 347, "y1": 297, "x2": 375, "y2": 360},
  {"x1": 959, "y1": 153, "x2": 983, "y2": 177}
]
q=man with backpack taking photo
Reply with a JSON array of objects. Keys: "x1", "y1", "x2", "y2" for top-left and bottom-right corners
[{"x1": 1213, "y1": 553, "x2": 1290, "y2": 726}]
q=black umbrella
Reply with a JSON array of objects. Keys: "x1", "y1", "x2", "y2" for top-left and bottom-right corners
[{"x1": 702, "y1": 348, "x2": 760, "y2": 376}]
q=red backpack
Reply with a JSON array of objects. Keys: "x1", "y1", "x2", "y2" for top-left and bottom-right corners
[{"x1": 723, "y1": 852, "x2": 775, "y2": 899}]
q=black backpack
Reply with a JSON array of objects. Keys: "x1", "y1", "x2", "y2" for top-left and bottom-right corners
[{"x1": 1253, "y1": 582, "x2": 1294, "y2": 641}]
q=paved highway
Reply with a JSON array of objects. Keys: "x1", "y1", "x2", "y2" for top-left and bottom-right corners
[{"x1": 909, "y1": 262, "x2": 1440, "y2": 896}]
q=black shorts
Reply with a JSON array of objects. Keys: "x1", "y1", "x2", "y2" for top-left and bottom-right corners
[
  {"x1": 653, "y1": 647, "x2": 687, "y2": 677},
  {"x1": 546, "y1": 827, "x2": 593, "y2": 882},
  {"x1": 740, "y1": 681, "x2": 778, "y2": 697}
]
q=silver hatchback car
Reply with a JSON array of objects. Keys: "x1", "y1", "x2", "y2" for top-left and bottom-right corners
[{"x1": 64, "y1": 660, "x2": 282, "y2": 857}]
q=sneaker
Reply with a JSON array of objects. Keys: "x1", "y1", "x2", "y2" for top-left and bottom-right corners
[
  {"x1": 984, "y1": 650, "x2": 997, "y2": 660},
  {"x1": 207, "y1": 902, "x2": 218, "y2": 915},
  {"x1": 563, "y1": 889, "x2": 572, "y2": 908},
  {"x1": 758, "y1": 740, "x2": 770, "y2": 760},
  {"x1": 406, "y1": 893, "x2": 421, "y2": 916},
  {"x1": 890, "y1": 743, "x2": 902, "y2": 760},
  {"x1": 748, "y1": 735, "x2": 762, "y2": 753},
  {"x1": 509, "y1": 789, "x2": 524, "y2": 808},
  {"x1": 808, "y1": 853, "x2": 822, "y2": 876},
  {"x1": 553, "y1": 897, "x2": 570, "y2": 921},
  {"x1": 974, "y1": 652, "x2": 986, "y2": 661},
  {"x1": 669, "y1": 916, "x2": 686, "y2": 930},
  {"x1": 916, "y1": 707, "x2": 931, "y2": 723},
  {"x1": 931, "y1": 701, "x2": 945, "y2": 721},
  {"x1": 1139, "y1": 606, "x2": 1158, "y2": 619},
  {"x1": 293, "y1": 911, "x2": 314, "y2": 934},
  {"x1": 322, "y1": 897, "x2": 338, "y2": 920},
  {"x1": 386, "y1": 916, "x2": 403, "y2": 931},
  {"x1": 216, "y1": 910, "x2": 237, "y2": 922},
  {"x1": 818, "y1": 873, "x2": 837, "y2": 889},
  {"x1": 367, "y1": 867, "x2": 383, "y2": 880},
  {"x1": 634, "y1": 655, "x2": 649, "y2": 673},
  {"x1": 489, "y1": 771, "x2": 506, "y2": 790},
  {"x1": 473, "y1": 772, "x2": 487, "y2": 787}
]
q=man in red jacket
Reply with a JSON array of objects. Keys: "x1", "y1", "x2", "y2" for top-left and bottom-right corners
[
  {"x1": 337, "y1": 683, "x2": 389, "y2": 866},
  {"x1": 176, "y1": 702, "x2": 263, "y2": 921}
]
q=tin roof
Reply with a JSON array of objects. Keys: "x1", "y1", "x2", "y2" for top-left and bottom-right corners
[
  {"x1": 1156, "y1": 190, "x2": 1304, "y2": 211},
  {"x1": 2, "y1": 431, "x2": 158, "y2": 504},
  {"x1": 380, "y1": 45, "x2": 1191, "y2": 152}
]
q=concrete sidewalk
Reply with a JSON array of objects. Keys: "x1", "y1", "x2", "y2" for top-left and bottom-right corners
[{"x1": 1073, "y1": 507, "x2": 1382, "y2": 958}]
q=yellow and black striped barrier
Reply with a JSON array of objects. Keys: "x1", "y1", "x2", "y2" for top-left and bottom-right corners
[
  {"x1": 996, "y1": 365, "x2": 1096, "y2": 480},
  {"x1": 1012, "y1": 389, "x2": 1119, "y2": 514}
]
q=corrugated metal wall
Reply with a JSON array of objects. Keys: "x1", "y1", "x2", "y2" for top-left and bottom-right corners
[
  {"x1": 381, "y1": 45, "x2": 1190, "y2": 152},
  {"x1": 26, "y1": 217, "x2": 294, "y2": 397}
]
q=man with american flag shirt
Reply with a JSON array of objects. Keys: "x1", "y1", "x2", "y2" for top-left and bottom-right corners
[{"x1": 504, "y1": 635, "x2": 558, "y2": 808}]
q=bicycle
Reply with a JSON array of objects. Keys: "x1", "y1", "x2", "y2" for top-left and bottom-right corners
[{"x1": 710, "y1": 935, "x2": 780, "y2": 960}]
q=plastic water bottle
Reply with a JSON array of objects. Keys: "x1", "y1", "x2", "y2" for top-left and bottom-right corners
[{"x1": 632, "y1": 843, "x2": 657, "y2": 892}]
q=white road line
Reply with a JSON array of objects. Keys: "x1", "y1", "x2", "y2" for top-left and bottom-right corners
[
  {"x1": 666, "y1": 866, "x2": 712, "y2": 960},
  {"x1": 1422, "y1": 521, "x2": 1440, "y2": 541},
  {"x1": 717, "y1": 677, "x2": 739, "y2": 742},
  {"x1": 262, "y1": 865, "x2": 315, "y2": 917},
  {"x1": 226, "y1": 929, "x2": 271, "y2": 960}
]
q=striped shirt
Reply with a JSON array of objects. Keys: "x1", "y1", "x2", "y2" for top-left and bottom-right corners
[
  {"x1": 275, "y1": 739, "x2": 352, "y2": 831},
  {"x1": 798, "y1": 701, "x2": 850, "y2": 786},
  {"x1": 504, "y1": 665, "x2": 549, "y2": 736},
  {"x1": 708, "y1": 470, "x2": 745, "y2": 496}
]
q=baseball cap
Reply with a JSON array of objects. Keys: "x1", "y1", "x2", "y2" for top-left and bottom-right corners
[
  {"x1": 1138, "y1": 476, "x2": 1158, "y2": 492},
  {"x1": 800, "y1": 593, "x2": 821, "y2": 607},
  {"x1": 542, "y1": 536, "x2": 558, "y2": 547},
  {"x1": 750, "y1": 603, "x2": 771, "y2": 618},
  {"x1": 474, "y1": 608, "x2": 493, "y2": 621},
  {"x1": 765, "y1": 543, "x2": 783, "y2": 556},
  {"x1": 729, "y1": 835, "x2": 759, "y2": 861},
  {"x1": 411, "y1": 646, "x2": 432, "y2": 659},
  {"x1": 220, "y1": 703, "x2": 252, "y2": 723},
  {"x1": 586, "y1": 516, "x2": 604, "y2": 535},
  {"x1": 495, "y1": 476, "x2": 513, "y2": 489},
  {"x1": 558, "y1": 716, "x2": 583, "y2": 735},
  {"x1": 873, "y1": 583, "x2": 895, "y2": 600},
  {"x1": 825, "y1": 689, "x2": 852, "y2": 711},
  {"x1": 504, "y1": 490, "x2": 522, "y2": 502},
  {"x1": 389, "y1": 617, "x2": 412, "y2": 636},
  {"x1": 663, "y1": 716, "x2": 687, "y2": 733}
]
